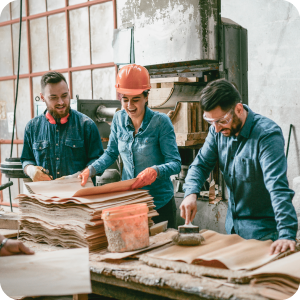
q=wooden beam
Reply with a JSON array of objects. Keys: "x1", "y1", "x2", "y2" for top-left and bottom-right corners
[{"x1": 150, "y1": 77, "x2": 198, "y2": 84}]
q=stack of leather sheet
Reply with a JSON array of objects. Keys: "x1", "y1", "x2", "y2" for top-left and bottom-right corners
[
  {"x1": 247, "y1": 251, "x2": 300, "y2": 300},
  {"x1": 143, "y1": 230, "x2": 280, "y2": 270},
  {"x1": 18, "y1": 178, "x2": 158, "y2": 251}
]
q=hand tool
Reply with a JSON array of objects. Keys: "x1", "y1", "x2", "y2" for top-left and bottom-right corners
[{"x1": 172, "y1": 222, "x2": 205, "y2": 246}]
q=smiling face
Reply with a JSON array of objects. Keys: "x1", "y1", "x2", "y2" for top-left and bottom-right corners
[
  {"x1": 40, "y1": 80, "x2": 70, "y2": 119},
  {"x1": 121, "y1": 93, "x2": 148, "y2": 121},
  {"x1": 204, "y1": 104, "x2": 244, "y2": 137}
]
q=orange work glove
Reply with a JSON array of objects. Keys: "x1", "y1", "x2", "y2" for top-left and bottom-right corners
[
  {"x1": 131, "y1": 167, "x2": 157, "y2": 190},
  {"x1": 78, "y1": 168, "x2": 90, "y2": 186}
]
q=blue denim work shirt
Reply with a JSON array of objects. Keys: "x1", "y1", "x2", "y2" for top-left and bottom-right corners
[
  {"x1": 91, "y1": 106, "x2": 181, "y2": 209},
  {"x1": 21, "y1": 109, "x2": 104, "y2": 179},
  {"x1": 183, "y1": 105, "x2": 298, "y2": 240}
]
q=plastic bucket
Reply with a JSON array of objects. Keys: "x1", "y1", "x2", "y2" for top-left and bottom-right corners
[{"x1": 101, "y1": 203, "x2": 149, "y2": 252}]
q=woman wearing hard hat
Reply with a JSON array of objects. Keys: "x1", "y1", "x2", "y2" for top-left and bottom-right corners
[{"x1": 79, "y1": 64, "x2": 181, "y2": 228}]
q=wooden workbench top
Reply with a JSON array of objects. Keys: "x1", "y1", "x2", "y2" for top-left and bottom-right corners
[{"x1": 22, "y1": 241, "x2": 267, "y2": 300}]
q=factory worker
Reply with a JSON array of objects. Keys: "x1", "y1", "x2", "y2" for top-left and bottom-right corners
[
  {"x1": 0, "y1": 234, "x2": 34, "y2": 256},
  {"x1": 79, "y1": 64, "x2": 181, "y2": 228},
  {"x1": 21, "y1": 71, "x2": 104, "y2": 182},
  {"x1": 180, "y1": 79, "x2": 298, "y2": 255}
]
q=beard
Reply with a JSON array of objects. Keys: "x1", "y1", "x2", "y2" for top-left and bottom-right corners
[
  {"x1": 220, "y1": 112, "x2": 243, "y2": 137},
  {"x1": 47, "y1": 103, "x2": 70, "y2": 119}
]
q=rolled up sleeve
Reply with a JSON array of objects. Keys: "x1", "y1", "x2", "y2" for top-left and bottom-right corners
[{"x1": 21, "y1": 123, "x2": 37, "y2": 170}]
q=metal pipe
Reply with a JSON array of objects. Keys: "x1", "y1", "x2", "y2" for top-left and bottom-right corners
[
  {"x1": 0, "y1": 62, "x2": 115, "y2": 82},
  {"x1": 10, "y1": 0, "x2": 23, "y2": 158},
  {"x1": 0, "y1": 0, "x2": 112, "y2": 27},
  {"x1": 96, "y1": 106, "x2": 119, "y2": 122},
  {"x1": 286, "y1": 124, "x2": 293, "y2": 159}
]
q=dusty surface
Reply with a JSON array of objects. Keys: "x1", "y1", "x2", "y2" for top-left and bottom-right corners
[
  {"x1": 90, "y1": 259, "x2": 267, "y2": 300},
  {"x1": 23, "y1": 240, "x2": 270, "y2": 300}
]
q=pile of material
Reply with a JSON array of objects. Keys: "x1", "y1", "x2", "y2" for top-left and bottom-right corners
[
  {"x1": 247, "y1": 251, "x2": 300, "y2": 300},
  {"x1": 18, "y1": 178, "x2": 157, "y2": 251},
  {"x1": 142, "y1": 230, "x2": 279, "y2": 271}
]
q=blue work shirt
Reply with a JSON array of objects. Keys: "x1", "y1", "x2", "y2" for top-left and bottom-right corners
[
  {"x1": 91, "y1": 106, "x2": 181, "y2": 209},
  {"x1": 21, "y1": 109, "x2": 104, "y2": 179},
  {"x1": 183, "y1": 105, "x2": 298, "y2": 240}
]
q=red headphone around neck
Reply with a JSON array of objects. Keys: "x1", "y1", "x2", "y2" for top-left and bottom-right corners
[{"x1": 46, "y1": 111, "x2": 70, "y2": 124}]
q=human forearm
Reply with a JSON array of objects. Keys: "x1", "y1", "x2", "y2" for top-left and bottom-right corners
[{"x1": 153, "y1": 160, "x2": 181, "y2": 179}]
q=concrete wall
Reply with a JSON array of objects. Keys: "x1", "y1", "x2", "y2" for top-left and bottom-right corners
[{"x1": 222, "y1": 0, "x2": 300, "y2": 184}]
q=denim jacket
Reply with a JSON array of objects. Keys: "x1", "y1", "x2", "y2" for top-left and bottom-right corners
[
  {"x1": 21, "y1": 109, "x2": 104, "y2": 179},
  {"x1": 91, "y1": 107, "x2": 181, "y2": 209},
  {"x1": 183, "y1": 105, "x2": 298, "y2": 240}
]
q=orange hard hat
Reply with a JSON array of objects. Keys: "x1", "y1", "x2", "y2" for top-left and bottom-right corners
[{"x1": 115, "y1": 64, "x2": 151, "y2": 95}]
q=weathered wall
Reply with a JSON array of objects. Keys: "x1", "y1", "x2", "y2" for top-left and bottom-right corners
[
  {"x1": 222, "y1": 0, "x2": 300, "y2": 184},
  {"x1": 116, "y1": 0, "x2": 219, "y2": 65}
]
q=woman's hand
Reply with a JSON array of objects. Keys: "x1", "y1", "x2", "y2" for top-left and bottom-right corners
[
  {"x1": 78, "y1": 168, "x2": 90, "y2": 186},
  {"x1": 131, "y1": 168, "x2": 157, "y2": 189}
]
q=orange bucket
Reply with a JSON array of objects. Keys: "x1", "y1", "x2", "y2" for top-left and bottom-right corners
[{"x1": 101, "y1": 203, "x2": 149, "y2": 252}]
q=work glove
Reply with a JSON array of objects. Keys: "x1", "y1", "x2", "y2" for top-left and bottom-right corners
[
  {"x1": 131, "y1": 167, "x2": 157, "y2": 190},
  {"x1": 55, "y1": 171, "x2": 82, "y2": 180},
  {"x1": 25, "y1": 165, "x2": 52, "y2": 182},
  {"x1": 78, "y1": 168, "x2": 90, "y2": 187}
]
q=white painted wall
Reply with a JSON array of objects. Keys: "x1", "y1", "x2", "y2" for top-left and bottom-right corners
[{"x1": 222, "y1": 0, "x2": 300, "y2": 184}]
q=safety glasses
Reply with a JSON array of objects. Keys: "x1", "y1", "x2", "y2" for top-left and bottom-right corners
[{"x1": 203, "y1": 108, "x2": 234, "y2": 126}]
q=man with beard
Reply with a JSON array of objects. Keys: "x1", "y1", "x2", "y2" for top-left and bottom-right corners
[
  {"x1": 21, "y1": 71, "x2": 103, "y2": 182},
  {"x1": 180, "y1": 79, "x2": 298, "y2": 255}
]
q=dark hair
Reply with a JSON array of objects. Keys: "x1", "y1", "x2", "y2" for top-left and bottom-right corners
[
  {"x1": 41, "y1": 71, "x2": 67, "y2": 91},
  {"x1": 200, "y1": 79, "x2": 241, "y2": 112},
  {"x1": 142, "y1": 90, "x2": 150, "y2": 98}
]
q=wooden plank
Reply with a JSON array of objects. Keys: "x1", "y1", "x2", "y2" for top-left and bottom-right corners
[
  {"x1": 73, "y1": 295, "x2": 88, "y2": 300},
  {"x1": 0, "y1": 248, "x2": 92, "y2": 298},
  {"x1": 176, "y1": 132, "x2": 208, "y2": 141},
  {"x1": 150, "y1": 77, "x2": 198, "y2": 84},
  {"x1": 0, "y1": 213, "x2": 20, "y2": 229},
  {"x1": 148, "y1": 88, "x2": 173, "y2": 108},
  {"x1": 191, "y1": 103, "x2": 197, "y2": 133},
  {"x1": 161, "y1": 82, "x2": 174, "y2": 88},
  {"x1": 0, "y1": 228, "x2": 18, "y2": 238}
]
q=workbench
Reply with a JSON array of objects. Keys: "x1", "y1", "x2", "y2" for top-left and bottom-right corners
[{"x1": 21, "y1": 241, "x2": 271, "y2": 300}]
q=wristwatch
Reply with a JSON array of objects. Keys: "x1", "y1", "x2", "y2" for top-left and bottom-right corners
[{"x1": 0, "y1": 238, "x2": 8, "y2": 254}]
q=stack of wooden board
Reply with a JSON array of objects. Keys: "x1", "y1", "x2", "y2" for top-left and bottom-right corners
[{"x1": 18, "y1": 178, "x2": 158, "y2": 251}]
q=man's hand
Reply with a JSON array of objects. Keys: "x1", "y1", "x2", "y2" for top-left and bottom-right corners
[
  {"x1": 179, "y1": 194, "x2": 198, "y2": 224},
  {"x1": 0, "y1": 237, "x2": 34, "y2": 256},
  {"x1": 269, "y1": 239, "x2": 296, "y2": 255},
  {"x1": 25, "y1": 165, "x2": 52, "y2": 182},
  {"x1": 78, "y1": 168, "x2": 90, "y2": 186}
]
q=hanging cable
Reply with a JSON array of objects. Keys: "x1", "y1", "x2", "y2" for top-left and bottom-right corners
[{"x1": 10, "y1": 0, "x2": 23, "y2": 158}]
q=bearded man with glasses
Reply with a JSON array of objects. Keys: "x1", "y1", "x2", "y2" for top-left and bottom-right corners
[{"x1": 180, "y1": 79, "x2": 298, "y2": 255}]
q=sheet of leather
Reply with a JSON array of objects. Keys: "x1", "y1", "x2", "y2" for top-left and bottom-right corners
[
  {"x1": 24, "y1": 178, "x2": 94, "y2": 197},
  {"x1": 248, "y1": 251, "x2": 300, "y2": 280},
  {"x1": 258, "y1": 287, "x2": 294, "y2": 300},
  {"x1": 145, "y1": 230, "x2": 278, "y2": 271},
  {"x1": 0, "y1": 248, "x2": 92, "y2": 298},
  {"x1": 18, "y1": 184, "x2": 157, "y2": 251},
  {"x1": 24, "y1": 178, "x2": 138, "y2": 198}
]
